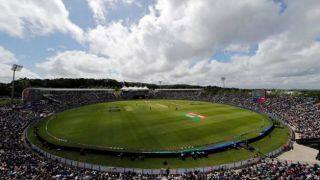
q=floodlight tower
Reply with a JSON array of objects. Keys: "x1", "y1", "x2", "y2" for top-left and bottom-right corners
[
  {"x1": 11, "y1": 64, "x2": 23, "y2": 106},
  {"x1": 221, "y1": 77, "x2": 226, "y2": 88},
  {"x1": 159, "y1": 81, "x2": 162, "y2": 87}
]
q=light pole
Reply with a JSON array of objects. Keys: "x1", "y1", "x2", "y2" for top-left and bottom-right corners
[
  {"x1": 11, "y1": 64, "x2": 23, "y2": 107},
  {"x1": 221, "y1": 77, "x2": 226, "y2": 88}
]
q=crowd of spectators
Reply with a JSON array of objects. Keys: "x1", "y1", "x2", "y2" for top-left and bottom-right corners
[
  {"x1": 1, "y1": 90, "x2": 320, "y2": 179},
  {"x1": 44, "y1": 91, "x2": 116, "y2": 108},
  {"x1": 155, "y1": 90, "x2": 320, "y2": 139},
  {"x1": 210, "y1": 94, "x2": 320, "y2": 140}
]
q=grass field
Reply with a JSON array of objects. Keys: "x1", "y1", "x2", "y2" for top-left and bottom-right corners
[
  {"x1": 0, "y1": 98, "x2": 21, "y2": 106},
  {"x1": 36, "y1": 100, "x2": 272, "y2": 152}
]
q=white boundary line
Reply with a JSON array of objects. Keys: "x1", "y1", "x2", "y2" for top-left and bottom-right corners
[
  {"x1": 25, "y1": 100, "x2": 300, "y2": 174},
  {"x1": 45, "y1": 116, "x2": 68, "y2": 142}
]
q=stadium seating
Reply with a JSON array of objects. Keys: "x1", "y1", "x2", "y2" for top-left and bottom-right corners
[{"x1": 1, "y1": 90, "x2": 320, "y2": 179}]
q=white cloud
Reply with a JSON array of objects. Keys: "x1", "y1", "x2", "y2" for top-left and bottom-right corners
[
  {"x1": 181, "y1": 36, "x2": 320, "y2": 89},
  {"x1": 0, "y1": 46, "x2": 40, "y2": 82},
  {"x1": 87, "y1": 0, "x2": 136, "y2": 24},
  {"x1": 38, "y1": 0, "x2": 320, "y2": 89},
  {"x1": 0, "y1": 46, "x2": 18, "y2": 64},
  {"x1": 36, "y1": 51, "x2": 120, "y2": 80},
  {"x1": 84, "y1": 0, "x2": 284, "y2": 74},
  {"x1": 87, "y1": 0, "x2": 107, "y2": 24},
  {"x1": 0, "y1": 0, "x2": 83, "y2": 41}
]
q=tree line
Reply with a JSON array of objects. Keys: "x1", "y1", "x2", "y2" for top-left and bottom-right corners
[
  {"x1": 1, "y1": 78, "x2": 319, "y2": 101},
  {"x1": 0, "y1": 78, "x2": 207, "y2": 97}
]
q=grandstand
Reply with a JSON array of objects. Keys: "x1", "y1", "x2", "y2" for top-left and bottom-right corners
[
  {"x1": 1, "y1": 88, "x2": 320, "y2": 179},
  {"x1": 22, "y1": 88, "x2": 115, "y2": 102},
  {"x1": 22, "y1": 87, "x2": 203, "y2": 102}
]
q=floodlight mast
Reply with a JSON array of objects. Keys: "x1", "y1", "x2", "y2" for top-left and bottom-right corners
[
  {"x1": 11, "y1": 64, "x2": 23, "y2": 107},
  {"x1": 221, "y1": 77, "x2": 226, "y2": 88}
]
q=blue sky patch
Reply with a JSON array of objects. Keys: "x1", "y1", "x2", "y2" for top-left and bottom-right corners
[
  {"x1": 64, "y1": 0, "x2": 96, "y2": 29},
  {"x1": 211, "y1": 44, "x2": 258, "y2": 63},
  {"x1": 273, "y1": 0, "x2": 287, "y2": 14}
]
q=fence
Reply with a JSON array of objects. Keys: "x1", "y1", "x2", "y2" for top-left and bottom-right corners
[
  {"x1": 26, "y1": 130, "x2": 291, "y2": 174},
  {"x1": 29, "y1": 141, "x2": 264, "y2": 174}
]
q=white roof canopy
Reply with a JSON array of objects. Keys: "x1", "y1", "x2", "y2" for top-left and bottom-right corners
[{"x1": 121, "y1": 86, "x2": 149, "y2": 91}]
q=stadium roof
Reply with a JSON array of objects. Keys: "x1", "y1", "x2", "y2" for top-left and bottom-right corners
[
  {"x1": 155, "y1": 89, "x2": 202, "y2": 91},
  {"x1": 121, "y1": 86, "x2": 149, "y2": 91},
  {"x1": 24, "y1": 87, "x2": 203, "y2": 92},
  {"x1": 25, "y1": 88, "x2": 115, "y2": 92}
]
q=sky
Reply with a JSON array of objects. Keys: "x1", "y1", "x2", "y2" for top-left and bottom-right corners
[{"x1": 0, "y1": 0, "x2": 320, "y2": 89}]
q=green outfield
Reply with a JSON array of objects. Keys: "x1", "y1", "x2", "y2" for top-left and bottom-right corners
[
  {"x1": 35, "y1": 100, "x2": 272, "y2": 152},
  {"x1": 28, "y1": 99, "x2": 290, "y2": 168}
]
